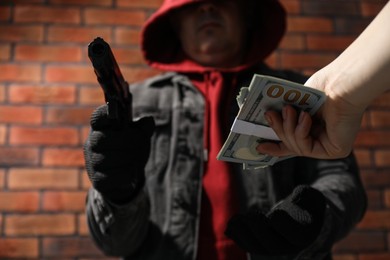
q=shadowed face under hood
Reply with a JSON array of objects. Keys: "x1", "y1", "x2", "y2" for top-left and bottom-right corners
[{"x1": 141, "y1": 0, "x2": 286, "y2": 73}]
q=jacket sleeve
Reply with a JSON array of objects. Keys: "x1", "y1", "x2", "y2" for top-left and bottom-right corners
[
  {"x1": 85, "y1": 76, "x2": 173, "y2": 257},
  {"x1": 295, "y1": 153, "x2": 367, "y2": 259},
  {"x1": 86, "y1": 188, "x2": 150, "y2": 256}
]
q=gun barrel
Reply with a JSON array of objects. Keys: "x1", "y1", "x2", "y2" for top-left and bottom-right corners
[{"x1": 88, "y1": 37, "x2": 132, "y2": 121}]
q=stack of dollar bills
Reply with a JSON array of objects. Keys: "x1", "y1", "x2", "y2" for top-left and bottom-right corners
[{"x1": 217, "y1": 74, "x2": 326, "y2": 169}]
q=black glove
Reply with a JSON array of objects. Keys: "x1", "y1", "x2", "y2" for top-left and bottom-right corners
[
  {"x1": 84, "y1": 105, "x2": 155, "y2": 204},
  {"x1": 225, "y1": 185, "x2": 326, "y2": 255}
]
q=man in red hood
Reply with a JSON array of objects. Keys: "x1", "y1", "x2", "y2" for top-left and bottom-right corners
[{"x1": 84, "y1": 1, "x2": 366, "y2": 260}]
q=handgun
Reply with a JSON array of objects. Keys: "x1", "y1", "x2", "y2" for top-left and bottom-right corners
[{"x1": 88, "y1": 37, "x2": 132, "y2": 122}]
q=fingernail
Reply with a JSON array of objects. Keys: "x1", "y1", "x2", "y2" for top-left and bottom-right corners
[{"x1": 265, "y1": 113, "x2": 272, "y2": 126}]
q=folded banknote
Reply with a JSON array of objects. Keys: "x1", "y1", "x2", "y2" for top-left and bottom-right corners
[{"x1": 217, "y1": 74, "x2": 326, "y2": 168}]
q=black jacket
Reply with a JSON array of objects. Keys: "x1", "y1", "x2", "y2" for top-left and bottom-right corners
[{"x1": 86, "y1": 65, "x2": 367, "y2": 260}]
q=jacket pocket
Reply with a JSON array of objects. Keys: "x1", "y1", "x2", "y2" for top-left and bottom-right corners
[{"x1": 143, "y1": 109, "x2": 171, "y2": 180}]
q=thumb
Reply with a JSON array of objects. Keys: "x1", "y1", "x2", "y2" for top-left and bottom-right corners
[{"x1": 90, "y1": 105, "x2": 121, "y2": 130}]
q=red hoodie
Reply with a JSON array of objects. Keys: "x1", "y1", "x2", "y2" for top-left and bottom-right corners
[{"x1": 141, "y1": 1, "x2": 286, "y2": 259}]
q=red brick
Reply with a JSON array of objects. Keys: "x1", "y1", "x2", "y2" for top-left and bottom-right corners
[
  {"x1": 8, "y1": 84, "x2": 76, "y2": 104},
  {"x1": 42, "y1": 191, "x2": 86, "y2": 212},
  {"x1": 357, "y1": 210, "x2": 390, "y2": 229},
  {"x1": 122, "y1": 67, "x2": 161, "y2": 83},
  {"x1": 112, "y1": 47, "x2": 145, "y2": 65},
  {"x1": 0, "y1": 192, "x2": 39, "y2": 212},
  {"x1": 0, "y1": 125, "x2": 5, "y2": 146},
  {"x1": 5, "y1": 214, "x2": 76, "y2": 235},
  {"x1": 374, "y1": 152, "x2": 390, "y2": 169},
  {"x1": 0, "y1": 238, "x2": 39, "y2": 258},
  {"x1": 8, "y1": 168, "x2": 79, "y2": 190},
  {"x1": 46, "y1": 65, "x2": 96, "y2": 84},
  {"x1": 6, "y1": 0, "x2": 44, "y2": 3},
  {"x1": 42, "y1": 237, "x2": 104, "y2": 257},
  {"x1": 287, "y1": 17, "x2": 333, "y2": 33},
  {"x1": 117, "y1": 0, "x2": 163, "y2": 8},
  {"x1": 14, "y1": 6, "x2": 80, "y2": 24},
  {"x1": 81, "y1": 126, "x2": 92, "y2": 145},
  {"x1": 370, "y1": 110, "x2": 390, "y2": 128},
  {"x1": 279, "y1": 0, "x2": 301, "y2": 14},
  {"x1": 79, "y1": 86, "x2": 105, "y2": 105},
  {"x1": 302, "y1": 2, "x2": 359, "y2": 16},
  {"x1": 359, "y1": 254, "x2": 390, "y2": 260},
  {"x1": 306, "y1": 35, "x2": 355, "y2": 51},
  {"x1": 0, "y1": 106, "x2": 43, "y2": 124},
  {"x1": 365, "y1": 189, "x2": 383, "y2": 210},
  {"x1": 334, "y1": 18, "x2": 371, "y2": 34},
  {"x1": 15, "y1": 45, "x2": 82, "y2": 62},
  {"x1": 115, "y1": 27, "x2": 141, "y2": 45},
  {"x1": 0, "y1": 169, "x2": 4, "y2": 189},
  {"x1": 48, "y1": 26, "x2": 112, "y2": 44},
  {"x1": 355, "y1": 131, "x2": 390, "y2": 147},
  {"x1": 42, "y1": 148, "x2": 85, "y2": 167},
  {"x1": 361, "y1": 171, "x2": 390, "y2": 189},
  {"x1": 10, "y1": 126, "x2": 79, "y2": 146},
  {"x1": 370, "y1": 91, "x2": 390, "y2": 108},
  {"x1": 333, "y1": 231, "x2": 386, "y2": 252},
  {"x1": 45, "y1": 107, "x2": 94, "y2": 125},
  {"x1": 49, "y1": 0, "x2": 112, "y2": 6},
  {"x1": 361, "y1": 2, "x2": 388, "y2": 17},
  {"x1": 353, "y1": 149, "x2": 372, "y2": 168},
  {"x1": 280, "y1": 53, "x2": 336, "y2": 70},
  {"x1": 0, "y1": 44, "x2": 11, "y2": 61},
  {"x1": 81, "y1": 170, "x2": 92, "y2": 190},
  {"x1": 85, "y1": 9, "x2": 145, "y2": 26},
  {"x1": 279, "y1": 34, "x2": 305, "y2": 50},
  {"x1": 383, "y1": 189, "x2": 390, "y2": 208},
  {"x1": 0, "y1": 64, "x2": 41, "y2": 82},
  {"x1": 0, "y1": 25, "x2": 44, "y2": 42},
  {"x1": 0, "y1": 84, "x2": 5, "y2": 102},
  {"x1": 78, "y1": 214, "x2": 88, "y2": 235},
  {"x1": 332, "y1": 255, "x2": 356, "y2": 260},
  {"x1": 0, "y1": 6, "x2": 11, "y2": 21},
  {"x1": 0, "y1": 148, "x2": 39, "y2": 166}
]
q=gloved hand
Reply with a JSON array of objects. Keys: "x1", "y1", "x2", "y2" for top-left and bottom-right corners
[
  {"x1": 225, "y1": 185, "x2": 326, "y2": 255},
  {"x1": 84, "y1": 105, "x2": 155, "y2": 204}
]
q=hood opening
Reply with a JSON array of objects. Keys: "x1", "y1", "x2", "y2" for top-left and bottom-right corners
[{"x1": 141, "y1": 0, "x2": 286, "y2": 73}]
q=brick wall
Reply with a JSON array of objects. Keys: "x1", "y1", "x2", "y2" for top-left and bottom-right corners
[{"x1": 0, "y1": 0, "x2": 388, "y2": 259}]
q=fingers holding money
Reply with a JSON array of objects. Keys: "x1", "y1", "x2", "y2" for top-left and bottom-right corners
[
  {"x1": 282, "y1": 106, "x2": 300, "y2": 151},
  {"x1": 218, "y1": 75, "x2": 327, "y2": 166},
  {"x1": 257, "y1": 105, "x2": 314, "y2": 157},
  {"x1": 257, "y1": 109, "x2": 291, "y2": 157}
]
